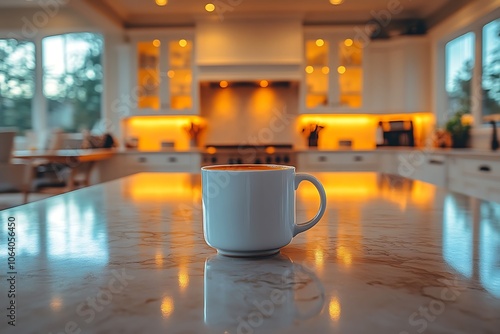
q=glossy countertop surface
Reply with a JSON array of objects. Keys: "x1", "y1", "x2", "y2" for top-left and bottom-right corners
[{"x1": 1, "y1": 172, "x2": 499, "y2": 334}]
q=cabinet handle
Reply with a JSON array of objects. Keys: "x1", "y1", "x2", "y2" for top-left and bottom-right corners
[
  {"x1": 138, "y1": 157, "x2": 147, "y2": 163},
  {"x1": 168, "y1": 156, "x2": 177, "y2": 163},
  {"x1": 479, "y1": 165, "x2": 491, "y2": 172},
  {"x1": 354, "y1": 156, "x2": 363, "y2": 162},
  {"x1": 428, "y1": 159, "x2": 444, "y2": 165},
  {"x1": 318, "y1": 156, "x2": 327, "y2": 162}
]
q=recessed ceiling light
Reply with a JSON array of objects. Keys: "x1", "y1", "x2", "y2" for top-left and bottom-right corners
[
  {"x1": 344, "y1": 38, "x2": 353, "y2": 47},
  {"x1": 329, "y1": 0, "x2": 344, "y2": 5},
  {"x1": 322, "y1": 66, "x2": 330, "y2": 74},
  {"x1": 205, "y1": 3, "x2": 215, "y2": 12},
  {"x1": 305, "y1": 66, "x2": 314, "y2": 74},
  {"x1": 179, "y1": 39, "x2": 188, "y2": 47},
  {"x1": 259, "y1": 80, "x2": 269, "y2": 88},
  {"x1": 315, "y1": 39, "x2": 325, "y2": 47},
  {"x1": 219, "y1": 80, "x2": 228, "y2": 88},
  {"x1": 156, "y1": 0, "x2": 167, "y2": 6},
  {"x1": 337, "y1": 66, "x2": 346, "y2": 74},
  {"x1": 153, "y1": 39, "x2": 161, "y2": 47}
]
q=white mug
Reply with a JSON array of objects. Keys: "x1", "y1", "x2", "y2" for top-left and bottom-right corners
[{"x1": 201, "y1": 164, "x2": 327, "y2": 256}]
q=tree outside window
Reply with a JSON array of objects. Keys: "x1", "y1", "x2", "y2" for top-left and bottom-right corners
[
  {"x1": 482, "y1": 19, "x2": 500, "y2": 119},
  {"x1": 0, "y1": 39, "x2": 35, "y2": 135},
  {"x1": 43, "y1": 32, "x2": 103, "y2": 133}
]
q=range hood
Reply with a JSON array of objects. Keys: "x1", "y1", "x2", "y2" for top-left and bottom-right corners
[{"x1": 196, "y1": 19, "x2": 303, "y2": 81}]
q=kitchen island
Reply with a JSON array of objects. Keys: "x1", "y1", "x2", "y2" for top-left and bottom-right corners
[{"x1": 0, "y1": 172, "x2": 499, "y2": 333}]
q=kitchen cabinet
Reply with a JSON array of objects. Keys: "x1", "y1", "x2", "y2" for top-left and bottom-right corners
[
  {"x1": 448, "y1": 156, "x2": 500, "y2": 202},
  {"x1": 300, "y1": 27, "x2": 365, "y2": 113},
  {"x1": 364, "y1": 36, "x2": 430, "y2": 113},
  {"x1": 128, "y1": 28, "x2": 198, "y2": 115},
  {"x1": 96, "y1": 152, "x2": 201, "y2": 183},
  {"x1": 297, "y1": 151, "x2": 378, "y2": 171}
]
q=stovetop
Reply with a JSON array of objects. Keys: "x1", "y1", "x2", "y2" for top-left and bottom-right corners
[{"x1": 202, "y1": 144, "x2": 296, "y2": 166}]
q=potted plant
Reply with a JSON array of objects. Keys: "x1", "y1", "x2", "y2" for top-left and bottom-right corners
[{"x1": 445, "y1": 111, "x2": 471, "y2": 148}]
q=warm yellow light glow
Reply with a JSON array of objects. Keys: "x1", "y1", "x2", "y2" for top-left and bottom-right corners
[
  {"x1": 259, "y1": 80, "x2": 269, "y2": 88},
  {"x1": 411, "y1": 180, "x2": 436, "y2": 209},
  {"x1": 50, "y1": 297, "x2": 62, "y2": 311},
  {"x1": 329, "y1": 297, "x2": 341, "y2": 321},
  {"x1": 156, "y1": 0, "x2": 167, "y2": 6},
  {"x1": 305, "y1": 65, "x2": 314, "y2": 74},
  {"x1": 265, "y1": 146, "x2": 275, "y2": 154},
  {"x1": 299, "y1": 115, "x2": 372, "y2": 126},
  {"x1": 155, "y1": 252, "x2": 163, "y2": 267},
  {"x1": 125, "y1": 173, "x2": 197, "y2": 201},
  {"x1": 219, "y1": 80, "x2": 228, "y2": 88},
  {"x1": 153, "y1": 39, "x2": 161, "y2": 47},
  {"x1": 337, "y1": 245, "x2": 352, "y2": 266},
  {"x1": 124, "y1": 115, "x2": 203, "y2": 151},
  {"x1": 161, "y1": 296, "x2": 174, "y2": 318},
  {"x1": 321, "y1": 66, "x2": 330, "y2": 74},
  {"x1": 179, "y1": 39, "x2": 188, "y2": 47},
  {"x1": 315, "y1": 38, "x2": 325, "y2": 47},
  {"x1": 344, "y1": 38, "x2": 354, "y2": 47},
  {"x1": 461, "y1": 114, "x2": 474, "y2": 126},
  {"x1": 338, "y1": 66, "x2": 346, "y2": 74},
  {"x1": 167, "y1": 70, "x2": 175, "y2": 78},
  {"x1": 178, "y1": 268, "x2": 189, "y2": 291},
  {"x1": 205, "y1": 3, "x2": 215, "y2": 12},
  {"x1": 206, "y1": 146, "x2": 217, "y2": 154},
  {"x1": 314, "y1": 247, "x2": 324, "y2": 269},
  {"x1": 297, "y1": 173, "x2": 378, "y2": 199}
]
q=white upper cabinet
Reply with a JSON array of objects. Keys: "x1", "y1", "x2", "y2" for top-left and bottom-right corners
[
  {"x1": 364, "y1": 36, "x2": 430, "y2": 113},
  {"x1": 128, "y1": 28, "x2": 198, "y2": 115},
  {"x1": 300, "y1": 27, "x2": 365, "y2": 114}
]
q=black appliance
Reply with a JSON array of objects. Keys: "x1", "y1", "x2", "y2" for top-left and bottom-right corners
[{"x1": 381, "y1": 121, "x2": 415, "y2": 147}]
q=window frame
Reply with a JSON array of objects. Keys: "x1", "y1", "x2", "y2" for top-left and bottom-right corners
[
  {"x1": 435, "y1": 8, "x2": 500, "y2": 127},
  {"x1": 0, "y1": 29, "x2": 105, "y2": 141}
]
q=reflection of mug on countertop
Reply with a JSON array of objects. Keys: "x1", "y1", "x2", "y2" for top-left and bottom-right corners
[{"x1": 204, "y1": 254, "x2": 325, "y2": 333}]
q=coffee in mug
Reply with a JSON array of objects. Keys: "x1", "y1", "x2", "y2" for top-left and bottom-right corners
[{"x1": 201, "y1": 164, "x2": 327, "y2": 257}]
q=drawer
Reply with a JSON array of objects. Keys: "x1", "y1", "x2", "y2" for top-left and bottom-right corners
[
  {"x1": 458, "y1": 158, "x2": 500, "y2": 180},
  {"x1": 299, "y1": 152, "x2": 377, "y2": 171},
  {"x1": 125, "y1": 154, "x2": 192, "y2": 167}
]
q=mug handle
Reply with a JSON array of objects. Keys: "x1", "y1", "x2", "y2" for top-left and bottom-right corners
[{"x1": 293, "y1": 173, "x2": 327, "y2": 236}]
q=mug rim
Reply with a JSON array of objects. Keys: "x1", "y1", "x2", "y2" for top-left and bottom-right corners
[{"x1": 201, "y1": 164, "x2": 295, "y2": 172}]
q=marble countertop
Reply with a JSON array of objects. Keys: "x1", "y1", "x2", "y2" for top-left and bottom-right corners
[{"x1": 1, "y1": 172, "x2": 499, "y2": 333}]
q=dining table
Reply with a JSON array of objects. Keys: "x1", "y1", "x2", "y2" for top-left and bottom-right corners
[
  {"x1": 12, "y1": 148, "x2": 116, "y2": 202},
  {"x1": 0, "y1": 171, "x2": 499, "y2": 334}
]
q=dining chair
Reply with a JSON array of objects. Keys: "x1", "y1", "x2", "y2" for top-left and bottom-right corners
[{"x1": 0, "y1": 130, "x2": 31, "y2": 203}]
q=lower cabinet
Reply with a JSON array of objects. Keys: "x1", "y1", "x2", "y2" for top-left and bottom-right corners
[
  {"x1": 96, "y1": 152, "x2": 201, "y2": 183},
  {"x1": 448, "y1": 156, "x2": 500, "y2": 202},
  {"x1": 297, "y1": 152, "x2": 378, "y2": 172}
]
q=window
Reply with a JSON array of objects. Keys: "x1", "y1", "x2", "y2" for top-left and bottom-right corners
[
  {"x1": 42, "y1": 33, "x2": 103, "y2": 132},
  {"x1": 445, "y1": 32, "x2": 475, "y2": 117},
  {"x1": 0, "y1": 39, "x2": 35, "y2": 134},
  {"x1": 482, "y1": 19, "x2": 500, "y2": 118}
]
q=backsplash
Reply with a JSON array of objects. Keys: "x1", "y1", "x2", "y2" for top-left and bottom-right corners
[{"x1": 200, "y1": 83, "x2": 299, "y2": 146}]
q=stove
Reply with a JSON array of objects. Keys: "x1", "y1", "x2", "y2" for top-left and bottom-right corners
[{"x1": 202, "y1": 144, "x2": 297, "y2": 167}]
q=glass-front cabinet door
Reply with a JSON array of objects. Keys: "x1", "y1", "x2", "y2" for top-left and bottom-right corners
[
  {"x1": 130, "y1": 29, "x2": 196, "y2": 115},
  {"x1": 302, "y1": 29, "x2": 364, "y2": 113}
]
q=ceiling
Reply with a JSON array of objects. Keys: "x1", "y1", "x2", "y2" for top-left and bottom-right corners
[{"x1": 0, "y1": 0, "x2": 467, "y2": 28}]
